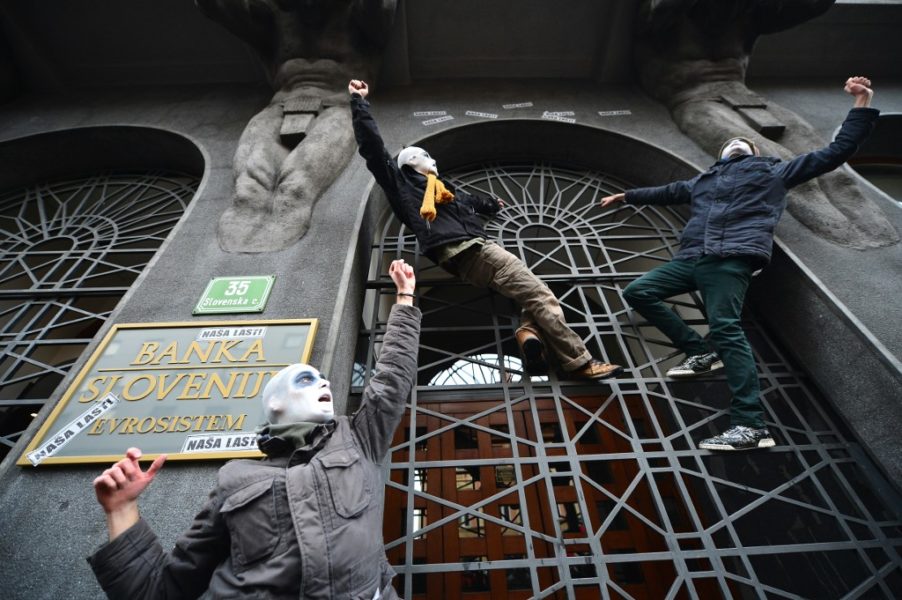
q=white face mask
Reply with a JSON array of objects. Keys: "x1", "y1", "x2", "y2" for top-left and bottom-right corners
[
  {"x1": 397, "y1": 146, "x2": 438, "y2": 176},
  {"x1": 720, "y1": 138, "x2": 754, "y2": 160},
  {"x1": 261, "y1": 364, "x2": 334, "y2": 424}
]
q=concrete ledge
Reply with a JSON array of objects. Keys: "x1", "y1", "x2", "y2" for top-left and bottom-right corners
[{"x1": 749, "y1": 241, "x2": 902, "y2": 493}]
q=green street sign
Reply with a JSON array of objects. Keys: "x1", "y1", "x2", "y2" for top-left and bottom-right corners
[{"x1": 194, "y1": 276, "x2": 275, "y2": 314}]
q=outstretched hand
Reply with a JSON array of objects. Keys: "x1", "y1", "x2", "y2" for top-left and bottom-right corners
[
  {"x1": 599, "y1": 193, "x2": 626, "y2": 208},
  {"x1": 348, "y1": 79, "x2": 369, "y2": 99},
  {"x1": 844, "y1": 76, "x2": 873, "y2": 108},
  {"x1": 389, "y1": 259, "x2": 416, "y2": 303}
]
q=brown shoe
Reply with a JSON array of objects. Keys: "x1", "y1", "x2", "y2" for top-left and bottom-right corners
[
  {"x1": 568, "y1": 359, "x2": 623, "y2": 380},
  {"x1": 515, "y1": 326, "x2": 547, "y2": 373}
]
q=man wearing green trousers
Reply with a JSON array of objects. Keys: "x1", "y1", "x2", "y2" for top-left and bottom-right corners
[{"x1": 601, "y1": 76, "x2": 879, "y2": 450}]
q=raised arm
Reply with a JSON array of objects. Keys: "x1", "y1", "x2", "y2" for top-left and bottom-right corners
[
  {"x1": 351, "y1": 259, "x2": 421, "y2": 460},
  {"x1": 777, "y1": 76, "x2": 879, "y2": 189},
  {"x1": 349, "y1": 79, "x2": 400, "y2": 196}
]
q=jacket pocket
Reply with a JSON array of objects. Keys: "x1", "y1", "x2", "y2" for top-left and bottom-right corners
[
  {"x1": 220, "y1": 478, "x2": 281, "y2": 569},
  {"x1": 320, "y1": 448, "x2": 372, "y2": 518}
]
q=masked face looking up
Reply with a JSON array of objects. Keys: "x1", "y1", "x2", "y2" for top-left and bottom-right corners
[
  {"x1": 397, "y1": 146, "x2": 438, "y2": 176},
  {"x1": 262, "y1": 364, "x2": 334, "y2": 424}
]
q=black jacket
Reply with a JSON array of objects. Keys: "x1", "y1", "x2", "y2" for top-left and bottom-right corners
[
  {"x1": 625, "y1": 107, "x2": 879, "y2": 266},
  {"x1": 351, "y1": 95, "x2": 500, "y2": 262}
]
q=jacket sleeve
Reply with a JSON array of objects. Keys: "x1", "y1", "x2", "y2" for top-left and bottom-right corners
[
  {"x1": 87, "y1": 491, "x2": 228, "y2": 600},
  {"x1": 351, "y1": 304, "x2": 422, "y2": 461},
  {"x1": 351, "y1": 95, "x2": 401, "y2": 199},
  {"x1": 776, "y1": 107, "x2": 880, "y2": 189},
  {"x1": 457, "y1": 189, "x2": 501, "y2": 217},
  {"x1": 625, "y1": 178, "x2": 694, "y2": 206}
]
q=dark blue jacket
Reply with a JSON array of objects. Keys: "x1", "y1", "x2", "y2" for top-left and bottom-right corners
[
  {"x1": 625, "y1": 107, "x2": 879, "y2": 266},
  {"x1": 351, "y1": 95, "x2": 500, "y2": 262}
]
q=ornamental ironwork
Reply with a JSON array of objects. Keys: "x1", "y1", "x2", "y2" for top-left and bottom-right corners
[
  {"x1": 0, "y1": 171, "x2": 198, "y2": 461},
  {"x1": 355, "y1": 162, "x2": 902, "y2": 599}
]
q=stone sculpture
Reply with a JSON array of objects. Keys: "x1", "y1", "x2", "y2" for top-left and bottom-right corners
[
  {"x1": 635, "y1": 0, "x2": 898, "y2": 248},
  {"x1": 196, "y1": 0, "x2": 397, "y2": 252}
]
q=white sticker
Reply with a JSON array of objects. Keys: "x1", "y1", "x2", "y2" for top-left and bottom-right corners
[
  {"x1": 465, "y1": 110, "x2": 498, "y2": 119},
  {"x1": 181, "y1": 432, "x2": 259, "y2": 454},
  {"x1": 422, "y1": 115, "x2": 455, "y2": 126},
  {"x1": 543, "y1": 111, "x2": 575, "y2": 117},
  {"x1": 541, "y1": 114, "x2": 576, "y2": 124},
  {"x1": 195, "y1": 326, "x2": 268, "y2": 342},
  {"x1": 413, "y1": 110, "x2": 447, "y2": 117},
  {"x1": 502, "y1": 102, "x2": 533, "y2": 109},
  {"x1": 598, "y1": 110, "x2": 632, "y2": 117},
  {"x1": 27, "y1": 393, "x2": 121, "y2": 466}
]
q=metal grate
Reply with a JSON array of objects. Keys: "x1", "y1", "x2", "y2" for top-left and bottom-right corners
[
  {"x1": 355, "y1": 162, "x2": 902, "y2": 599},
  {"x1": 0, "y1": 171, "x2": 198, "y2": 460}
]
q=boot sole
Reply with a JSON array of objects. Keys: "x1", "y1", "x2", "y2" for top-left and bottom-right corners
[
  {"x1": 568, "y1": 365, "x2": 624, "y2": 381},
  {"x1": 699, "y1": 438, "x2": 775, "y2": 451}
]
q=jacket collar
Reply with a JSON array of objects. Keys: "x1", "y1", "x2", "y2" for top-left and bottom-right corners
[{"x1": 257, "y1": 420, "x2": 336, "y2": 463}]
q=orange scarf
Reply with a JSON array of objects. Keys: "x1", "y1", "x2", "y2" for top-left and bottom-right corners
[{"x1": 419, "y1": 174, "x2": 455, "y2": 222}]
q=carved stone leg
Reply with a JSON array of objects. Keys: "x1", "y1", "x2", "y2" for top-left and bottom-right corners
[{"x1": 218, "y1": 103, "x2": 354, "y2": 253}]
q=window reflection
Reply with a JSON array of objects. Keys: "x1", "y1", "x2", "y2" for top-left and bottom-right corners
[{"x1": 429, "y1": 353, "x2": 548, "y2": 385}]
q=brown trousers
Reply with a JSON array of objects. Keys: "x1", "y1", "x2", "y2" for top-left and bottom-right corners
[{"x1": 444, "y1": 241, "x2": 591, "y2": 371}]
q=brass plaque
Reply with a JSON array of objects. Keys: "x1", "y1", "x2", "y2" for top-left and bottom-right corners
[{"x1": 18, "y1": 318, "x2": 317, "y2": 466}]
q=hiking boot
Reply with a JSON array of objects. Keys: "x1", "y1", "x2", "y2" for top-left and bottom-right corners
[
  {"x1": 699, "y1": 425, "x2": 775, "y2": 451},
  {"x1": 567, "y1": 359, "x2": 623, "y2": 380},
  {"x1": 666, "y1": 352, "x2": 723, "y2": 378},
  {"x1": 515, "y1": 326, "x2": 547, "y2": 373}
]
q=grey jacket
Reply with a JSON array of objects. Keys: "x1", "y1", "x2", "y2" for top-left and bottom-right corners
[
  {"x1": 626, "y1": 107, "x2": 879, "y2": 267},
  {"x1": 88, "y1": 304, "x2": 422, "y2": 600}
]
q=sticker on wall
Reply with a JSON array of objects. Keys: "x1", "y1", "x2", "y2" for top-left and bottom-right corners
[
  {"x1": 422, "y1": 115, "x2": 455, "y2": 126},
  {"x1": 26, "y1": 393, "x2": 121, "y2": 466},
  {"x1": 465, "y1": 111, "x2": 498, "y2": 119},
  {"x1": 413, "y1": 110, "x2": 447, "y2": 117},
  {"x1": 541, "y1": 113, "x2": 577, "y2": 124},
  {"x1": 598, "y1": 110, "x2": 632, "y2": 117},
  {"x1": 502, "y1": 102, "x2": 533, "y2": 109},
  {"x1": 543, "y1": 111, "x2": 575, "y2": 117}
]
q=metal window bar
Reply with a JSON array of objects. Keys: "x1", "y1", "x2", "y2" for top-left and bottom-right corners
[
  {"x1": 0, "y1": 171, "x2": 198, "y2": 456},
  {"x1": 355, "y1": 162, "x2": 902, "y2": 599}
]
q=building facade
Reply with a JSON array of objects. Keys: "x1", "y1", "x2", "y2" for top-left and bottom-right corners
[{"x1": 1, "y1": 1, "x2": 901, "y2": 598}]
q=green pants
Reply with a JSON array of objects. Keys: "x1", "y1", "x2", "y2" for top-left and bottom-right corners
[{"x1": 623, "y1": 256, "x2": 763, "y2": 428}]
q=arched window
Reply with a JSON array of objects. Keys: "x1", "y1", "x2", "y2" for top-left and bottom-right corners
[
  {"x1": 353, "y1": 132, "x2": 902, "y2": 599},
  {"x1": 0, "y1": 128, "x2": 202, "y2": 461}
]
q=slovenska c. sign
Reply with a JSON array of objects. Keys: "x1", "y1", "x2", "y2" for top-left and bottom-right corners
[
  {"x1": 194, "y1": 275, "x2": 275, "y2": 314},
  {"x1": 18, "y1": 318, "x2": 316, "y2": 466}
]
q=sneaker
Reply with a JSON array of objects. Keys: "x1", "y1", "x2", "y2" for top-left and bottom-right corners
[
  {"x1": 515, "y1": 326, "x2": 547, "y2": 373},
  {"x1": 699, "y1": 425, "x2": 775, "y2": 451},
  {"x1": 666, "y1": 352, "x2": 723, "y2": 378},
  {"x1": 567, "y1": 359, "x2": 623, "y2": 380}
]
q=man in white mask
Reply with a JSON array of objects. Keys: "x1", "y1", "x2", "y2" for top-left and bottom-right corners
[
  {"x1": 601, "y1": 76, "x2": 878, "y2": 451},
  {"x1": 348, "y1": 78, "x2": 622, "y2": 381},
  {"x1": 89, "y1": 259, "x2": 420, "y2": 599}
]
